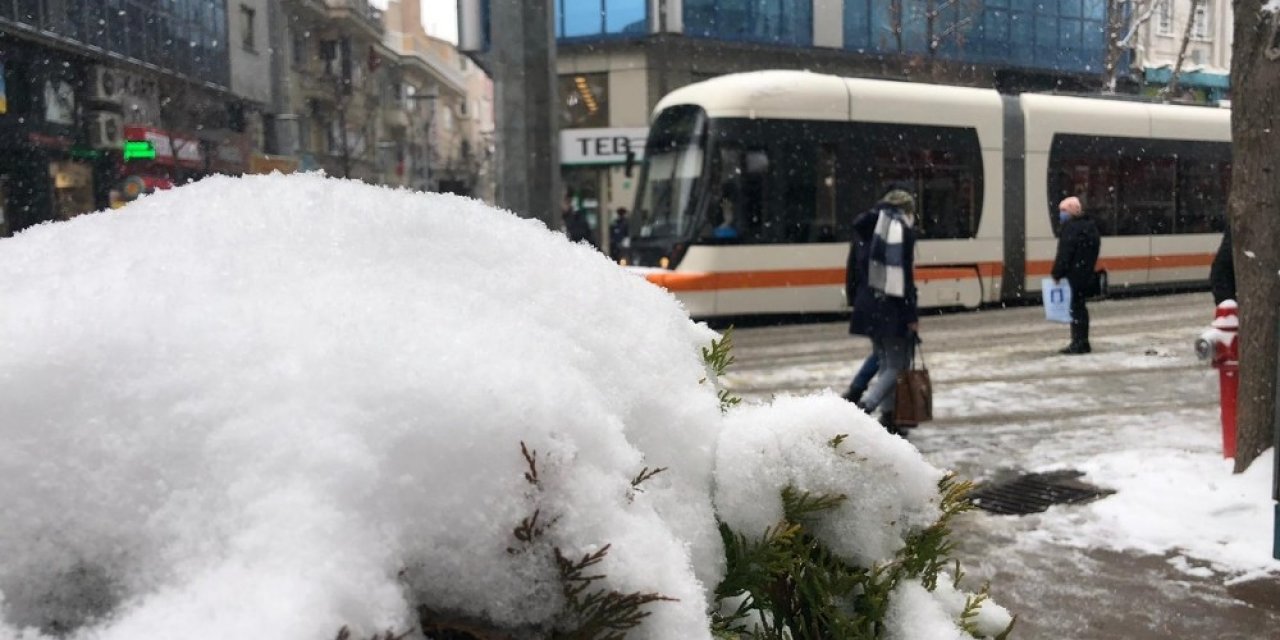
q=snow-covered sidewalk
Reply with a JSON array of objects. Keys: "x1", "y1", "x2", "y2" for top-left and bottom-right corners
[{"x1": 726, "y1": 293, "x2": 1280, "y2": 638}]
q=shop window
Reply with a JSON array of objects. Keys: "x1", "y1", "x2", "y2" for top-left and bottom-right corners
[
  {"x1": 559, "y1": 73, "x2": 609, "y2": 128},
  {"x1": 50, "y1": 162, "x2": 95, "y2": 221}
]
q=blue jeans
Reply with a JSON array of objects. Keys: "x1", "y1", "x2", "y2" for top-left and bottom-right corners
[
  {"x1": 848, "y1": 350, "x2": 880, "y2": 393},
  {"x1": 861, "y1": 336, "x2": 913, "y2": 415}
]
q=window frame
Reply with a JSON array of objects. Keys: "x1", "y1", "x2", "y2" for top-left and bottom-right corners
[{"x1": 240, "y1": 4, "x2": 257, "y2": 52}]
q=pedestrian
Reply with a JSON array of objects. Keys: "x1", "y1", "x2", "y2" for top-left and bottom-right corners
[
  {"x1": 1210, "y1": 226, "x2": 1235, "y2": 304},
  {"x1": 563, "y1": 206, "x2": 594, "y2": 246},
  {"x1": 1051, "y1": 195, "x2": 1101, "y2": 355},
  {"x1": 842, "y1": 201, "x2": 880, "y2": 404},
  {"x1": 609, "y1": 207, "x2": 630, "y2": 261},
  {"x1": 847, "y1": 188, "x2": 920, "y2": 434},
  {"x1": 713, "y1": 199, "x2": 740, "y2": 240}
]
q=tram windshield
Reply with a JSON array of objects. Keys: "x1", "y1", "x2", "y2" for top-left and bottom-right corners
[{"x1": 632, "y1": 106, "x2": 707, "y2": 243}]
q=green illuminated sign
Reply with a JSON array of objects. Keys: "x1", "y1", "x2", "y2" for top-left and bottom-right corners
[
  {"x1": 69, "y1": 146, "x2": 101, "y2": 159},
  {"x1": 123, "y1": 140, "x2": 156, "y2": 161}
]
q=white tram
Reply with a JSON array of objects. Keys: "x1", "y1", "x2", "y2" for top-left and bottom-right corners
[{"x1": 626, "y1": 70, "x2": 1231, "y2": 317}]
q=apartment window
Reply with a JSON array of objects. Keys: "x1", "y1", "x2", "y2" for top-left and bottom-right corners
[
  {"x1": 292, "y1": 29, "x2": 309, "y2": 67},
  {"x1": 240, "y1": 5, "x2": 256, "y2": 50},
  {"x1": 1191, "y1": 1, "x2": 1210, "y2": 40},
  {"x1": 1157, "y1": 0, "x2": 1173, "y2": 35}
]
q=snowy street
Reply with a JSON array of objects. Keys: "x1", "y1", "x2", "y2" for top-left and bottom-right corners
[{"x1": 723, "y1": 292, "x2": 1280, "y2": 639}]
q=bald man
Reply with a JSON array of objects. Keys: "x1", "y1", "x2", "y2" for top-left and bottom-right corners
[{"x1": 1051, "y1": 196, "x2": 1101, "y2": 354}]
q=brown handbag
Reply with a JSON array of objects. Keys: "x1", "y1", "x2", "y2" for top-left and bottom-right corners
[{"x1": 894, "y1": 337, "x2": 933, "y2": 426}]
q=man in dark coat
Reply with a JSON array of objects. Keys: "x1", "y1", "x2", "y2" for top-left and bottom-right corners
[
  {"x1": 609, "y1": 207, "x2": 630, "y2": 261},
  {"x1": 1051, "y1": 196, "x2": 1101, "y2": 354},
  {"x1": 563, "y1": 207, "x2": 595, "y2": 247},
  {"x1": 1210, "y1": 227, "x2": 1235, "y2": 304},
  {"x1": 846, "y1": 189, "x2": 919, "y2": 433}
]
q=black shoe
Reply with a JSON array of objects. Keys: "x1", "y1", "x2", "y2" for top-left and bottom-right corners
[
  {"x1": 1059, "y1": 342, "x2": 1090, "y2": 355},
  {"x1": 878, "y1": 412, "x2": 902, "y2": 436},
  {"x1": 841, "y1": 386, "x2": 866, "y2": 404}
]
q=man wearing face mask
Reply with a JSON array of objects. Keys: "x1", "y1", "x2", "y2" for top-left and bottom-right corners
[
  {"x1": 847, "y1": 188, "x2": 919, "y2": 434},
  {"x1": 1051, "y1": 196, "x2": 1101, "y2": 354}
]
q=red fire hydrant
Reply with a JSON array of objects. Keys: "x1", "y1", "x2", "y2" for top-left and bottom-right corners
[{"x1": 1195, "y1": 300, "x2": 1239, "y2": 458}]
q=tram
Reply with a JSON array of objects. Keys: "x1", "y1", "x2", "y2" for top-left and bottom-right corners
[{"x1": 626, "y1": 71, "x2": 1231, "y2": 317}]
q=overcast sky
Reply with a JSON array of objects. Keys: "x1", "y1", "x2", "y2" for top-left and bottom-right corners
[{"x1": 370, "y1": 0, "x2": 459, "y2": 43}]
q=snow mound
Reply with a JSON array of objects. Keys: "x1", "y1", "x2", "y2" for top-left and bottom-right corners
[{"x1": 0, "y1": 174, "x2": 992, "y2": 639}]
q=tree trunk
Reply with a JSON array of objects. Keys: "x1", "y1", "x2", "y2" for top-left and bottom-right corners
[
  {"x1": 1167, "y1": 0, "x2": 1202, "y2": 97},
  {"x1": 891, "y1": 0, "x2": 904, "y2": 53},
  {"x1": 1229, "y1": 2, "x2": 1280, "y2": 473},
  {"x1": 1102, "y1": 0, "x2": 1127, "y2": 92}
]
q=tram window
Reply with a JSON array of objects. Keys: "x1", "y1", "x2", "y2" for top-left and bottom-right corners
[
  {"x1": 702, "y1": 142, "x2": 758, "y2": 243},
  {"x1": 860, "y1": 124, "x2": 984, "y2": 240},
  {"x1": 1119, "y1": 157, "x2": 1177, "y2": 235},
  {"x1": 739, "y1": 147, "x2": 769, "y2": 242},
  {"x1": 1178, "y1": 159, "x2": 1230, "y2": 233},
  {"x1": 1049, "y1": 134, "x2": 1231, "y2": 236},
  {"x1": 814, "y1": 144, "x2": 838, "y2": 242},
  {"x1": 776, "y1": 138, "x2": 817, "y2": 243}
]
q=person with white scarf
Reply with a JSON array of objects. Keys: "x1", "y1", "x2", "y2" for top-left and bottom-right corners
[{"x1": 844, "y1": 189, "x2": 919, "y2": 435}]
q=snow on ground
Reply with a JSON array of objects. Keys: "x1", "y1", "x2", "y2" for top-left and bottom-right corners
[
  {"x1": 0, "y1": 174, "x2": 1004, "y2": 639},
  {"x1": 724, "y1": 307, "x2": 1280, "y2": 585}
]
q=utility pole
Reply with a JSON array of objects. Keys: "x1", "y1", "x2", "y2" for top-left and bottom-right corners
[{"x1": 458, "y1": 0, "x2": 560, "y2": 229}]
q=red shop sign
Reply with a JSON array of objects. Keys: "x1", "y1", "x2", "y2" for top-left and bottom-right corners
[{"x1": 123, "y1": 125, "x2": 203, "y2": 168}]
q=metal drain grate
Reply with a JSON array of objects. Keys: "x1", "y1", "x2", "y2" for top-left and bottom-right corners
[{"x1": 969, "y1": 470, "x2": 1114, "y2": 515}]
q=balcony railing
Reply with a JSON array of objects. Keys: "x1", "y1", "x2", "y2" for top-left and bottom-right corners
[{"x1": 324, "y1": 0, "x2": 385, "y2": 35}]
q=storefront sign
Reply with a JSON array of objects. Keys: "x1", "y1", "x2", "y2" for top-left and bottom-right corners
[
  {"x1": 249, "y1": 154, "x2": 300, "y2": 175},
  {"x1": 27, "y1": 132, "x2": 72, "y2": 150},
  {"x1": 0, "y1": 63, "x2": 7, "y2": 115},
  {"x1": 560, "y1": 127, "x2": 648, "y2": 166},
  {"x1": 124, "y1": 125, "x2": 203, "y2": 168}
]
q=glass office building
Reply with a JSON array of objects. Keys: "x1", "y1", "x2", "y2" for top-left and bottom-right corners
[
  {"x1": 556, "y1": 0, "x2": 1107, "y2": 75},
  {"x1": 0, "y1": 0, "x2": 230, "y2": 87},
  {"x1": 556, "y1": 0, "x2": 648, "y2": 39},
  {"x1": 843, "y1": 0, "x2": 1107, "y2": 74},
  {"x1": 554, "y1": 0, "x2": 1115, "y2": 252}
]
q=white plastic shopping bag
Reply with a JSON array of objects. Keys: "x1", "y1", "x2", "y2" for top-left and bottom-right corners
[{"x1": 1042, "y1": 278, "x2": 1073, "y2": 324}]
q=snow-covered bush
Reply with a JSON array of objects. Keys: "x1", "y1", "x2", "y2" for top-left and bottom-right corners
[{"x1": 0, "y1": 174, "x2": 1011, "y2": 639}]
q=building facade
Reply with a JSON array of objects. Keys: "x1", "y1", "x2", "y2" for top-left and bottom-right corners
[
  {"x1": 1131, "y1": 0, "x2": 1232, "y2": 103},
  {"x1": 0, "y1": 0, "x2": 496, "y2": 238},
  {"x1": 274, "y1": 0, "x2": 392, "y2": 182},
  {"x1": 0, "y1": 0, "x2": 244, "y2": 235},
  {"x1": 555, "y1": 0, "x2": 1116, "y2": 252},
  {"x1": 384, "y1": 0, "x2": 494, "y2": 198}
]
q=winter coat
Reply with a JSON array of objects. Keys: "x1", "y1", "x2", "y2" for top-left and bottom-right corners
[
  {"x1": 1051, "y1": 214, "x2": 1101, "y2": 294},
  {"x1": 1210, "y1": 228, "x2": 1235, "y2": 305},
  {"x1": 847, "y1": 205, "x2": 919, "y2": 339},
  {"x1": 564, "y1": 211, "x2": 594, "y2": 246}
]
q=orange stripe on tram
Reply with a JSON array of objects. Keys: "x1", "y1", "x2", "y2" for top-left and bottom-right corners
[
  {"x1": 645, "y1": 253, "x2": 1213, "y2": 294},
  {"x1": 1026, "y1": 252, "x2": 1213, "y2": 277}
]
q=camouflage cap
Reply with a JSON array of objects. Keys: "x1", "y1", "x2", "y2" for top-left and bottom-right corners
[{"x1": 881, "y1": 189, "x2": 916, "y2": 215}]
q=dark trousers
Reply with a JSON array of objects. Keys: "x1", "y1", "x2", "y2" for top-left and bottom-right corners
[{"x1": 1070, "y1": 291, "x2": 1090, "y2": 346}]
